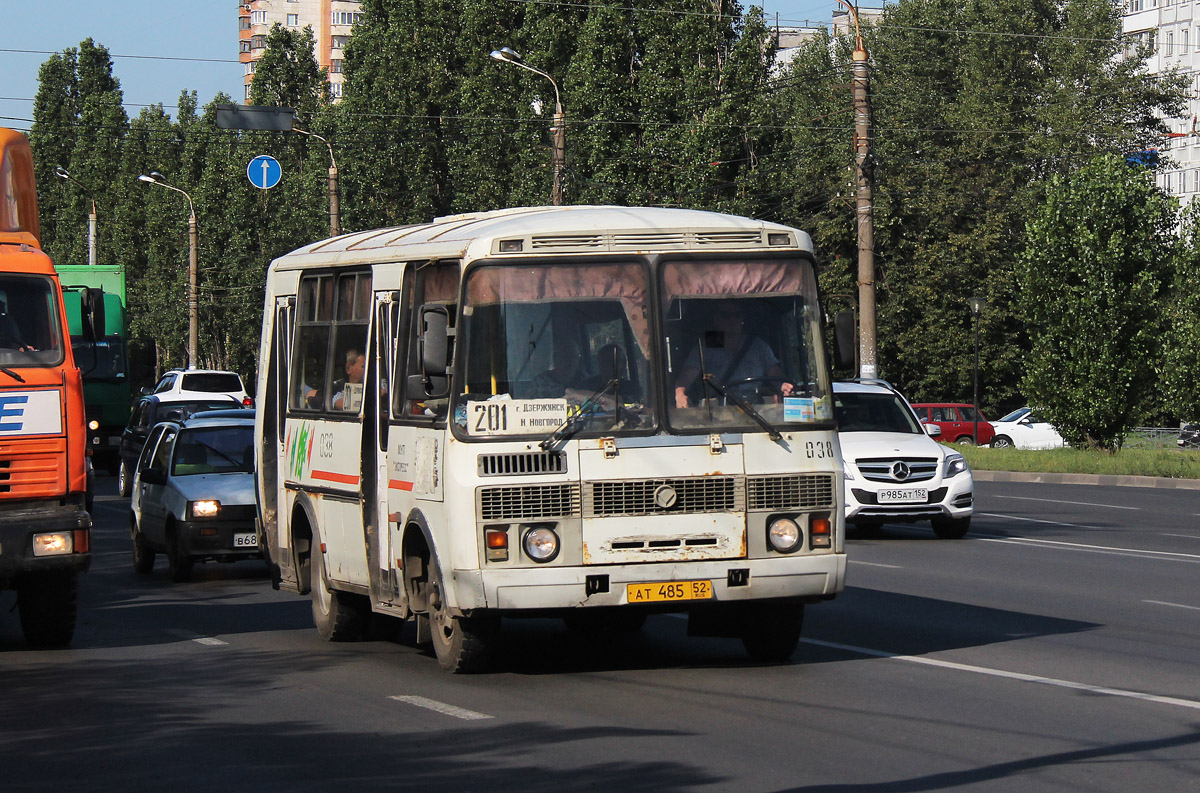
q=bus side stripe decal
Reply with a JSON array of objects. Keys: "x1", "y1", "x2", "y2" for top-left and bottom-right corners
[
  {"x1": 389, "y1": 479, "x2": 414, "y2": 491},
  {"x1": 311, "y1": 469, "x2": 359, "y2": 485}
]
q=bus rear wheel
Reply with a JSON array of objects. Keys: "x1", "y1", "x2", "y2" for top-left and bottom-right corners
[
  {"x1": 311, "y1": 539, "x2": 366, "y2": 642},
  {"x1": 428, "y1": 560, "x2": 495, "y2": 673}
]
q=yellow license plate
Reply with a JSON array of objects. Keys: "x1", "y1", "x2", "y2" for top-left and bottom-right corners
[{"x1": 626, "y1": 580, "x2": 713, "y2": 603}]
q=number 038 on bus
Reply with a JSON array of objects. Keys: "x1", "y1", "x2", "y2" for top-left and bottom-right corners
[{"x1": 254, "y1": 205, "x2": 847, "y2": 672}]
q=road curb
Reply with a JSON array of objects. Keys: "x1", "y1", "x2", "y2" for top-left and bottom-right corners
[{"x1": 973, "y1": 470, "x2": 1200, "y2": 490}]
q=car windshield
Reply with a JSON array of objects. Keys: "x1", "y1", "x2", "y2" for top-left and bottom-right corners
[
  {"x1": 171, "y1": 426, "x2": 254, "y2": 475},
  {"x1": 997, "y1": 407, "x2": 1030, "y2": 423},
  {"x1": 180, "y1": 373, "x2": 243, "y2": 393},
  {"x1": 834, "y1": 391, "x2": 923, "y2": 434}
]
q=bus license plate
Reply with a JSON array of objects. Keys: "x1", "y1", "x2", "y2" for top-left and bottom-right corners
[
  {"x1": 627, "y1": 580, "x2": 713, "y2": 603},
  {"x1": 233, "y1": 533, "x2": 258, "y2": 548},
  {"x1": 877, "y1": 488, "x2": 927, "y2": 504}
]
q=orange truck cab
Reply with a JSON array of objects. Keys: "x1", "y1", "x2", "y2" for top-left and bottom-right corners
[{"x1": 0, "y1": 128, "x2": 99, "y2": 646}]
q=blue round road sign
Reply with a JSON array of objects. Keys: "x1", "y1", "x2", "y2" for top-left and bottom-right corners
[{"x1": 247, "y1": 155, "x2": 282, "y2": 189}]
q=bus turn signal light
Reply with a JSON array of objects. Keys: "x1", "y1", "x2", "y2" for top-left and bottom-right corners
[{"x1": 810, "y1": 517, "x2": 832, "y2": 548}]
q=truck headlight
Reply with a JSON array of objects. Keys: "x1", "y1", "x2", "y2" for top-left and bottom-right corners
[
  {"x1": 32, "y1": 532, "x2": 74, "y2": 556},
  {"x1": 191, "y1": 500, "x2": 221, "y2": 518},
  {"x1": 944, "y1": 453, "x2": 968, "y2": 478}
]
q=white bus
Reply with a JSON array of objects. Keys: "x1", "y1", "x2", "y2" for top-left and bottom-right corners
[{"x1": 255, "y1": 206, "x2": 847, "y2": 672}]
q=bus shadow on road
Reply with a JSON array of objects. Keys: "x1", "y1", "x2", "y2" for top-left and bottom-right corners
[{"x1": 803, "y1": 585, "x2": 1100, "y2": 660}]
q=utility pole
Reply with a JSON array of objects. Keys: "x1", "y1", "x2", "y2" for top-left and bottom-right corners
[{"x1": 837, "y1": 1, "x2": 877, "y2": 379}]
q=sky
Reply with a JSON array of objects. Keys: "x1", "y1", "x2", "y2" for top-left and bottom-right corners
[{"x1": 2, "y1": 1, "x2": 845, "y2": 132}]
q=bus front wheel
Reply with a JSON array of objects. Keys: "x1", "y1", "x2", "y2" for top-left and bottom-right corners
[
  {"x1": 741, "y1": 602, "x2": 804, "y2": 663},
  {"x1": 427, "y1": 560, "x2": 495, "y2": 673}
]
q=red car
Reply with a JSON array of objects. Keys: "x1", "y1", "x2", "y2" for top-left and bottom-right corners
[{"x1": 910, "y1": 403, "x2": 995, "y2": 445}]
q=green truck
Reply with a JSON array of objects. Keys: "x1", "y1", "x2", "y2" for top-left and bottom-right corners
[{"x1": 61, "y1": 264, "x2": 129, "y2": 475}]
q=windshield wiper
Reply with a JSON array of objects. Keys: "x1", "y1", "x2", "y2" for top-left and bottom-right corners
[
  {"x1": 539, "y1": 378, "x2": 621, "y2": 450},
  {"x1": 700, "y1": 373, "x2": 782, "y2": 441},
  {"x1": 0, "y1": 367, "x2": 25, "y2": 383}
]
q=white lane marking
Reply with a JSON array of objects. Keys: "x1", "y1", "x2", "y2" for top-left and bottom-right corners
[
  {"x1": 801, "y1": 638, "x2": 1200, "y2": 712},
  {"x1": 974, "y1": 533, "x2": 1200, "y2": 563},
  {"x1": 193, "y1": 637, "x2": 228, "y2": 646},
  {"x1": 166, "y1": 628, "x2": 228, "y2": 646},
  {"x1": 849, "y1": 560, "x2": 903, "y2": 569},
  {"x1": 1162, "y1": 533, "x2": 1200, "y2": 541},
  {"x1": 1144, "y1": 600, "x2": 1200, "y2": 612},
  {"x1": 993, "y1": 494, "x2": 1140, "y2": 511},
  {"x1": 977, "y1": 512, "x2": 1102, "y2": 530},
  {"x1": 389, "y1": 695, "x2": 494, "y2": 721}
]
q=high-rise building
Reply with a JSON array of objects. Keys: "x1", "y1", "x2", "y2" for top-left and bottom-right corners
[
  {"x1": 238, "y1": 0, "x2": 363, "y2": 102},
  {"x1": 1123, "y1": 1, "x2": 1199, "y2": 202}
]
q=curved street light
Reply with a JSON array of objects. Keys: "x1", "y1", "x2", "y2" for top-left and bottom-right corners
[
  {"x1": 138, "y1": 172, "x2": 198, "y2": 369},
  {"x1": 490, "y1": 47, "x2": 565, "y2": 205},
  {"x1": 293, "y1": 125, "x2": 340, "y2": 237},
  {"x1": 54, "y1": 166, "x2": 98, "y2": 268}
]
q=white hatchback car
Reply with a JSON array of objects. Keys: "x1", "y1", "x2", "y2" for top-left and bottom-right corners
[
  {"x1": 149, "y1": 369, "x2": 252, "y2": 406},
  {"x1": 835, "y1": 381, "x2": 974, "y2": 539},
  {"x1": 989, "y1": 407, "x2": 1065, "y2": 450}
]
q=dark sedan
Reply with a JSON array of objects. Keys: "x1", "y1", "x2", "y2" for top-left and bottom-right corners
[{"x1": 118, "y1": 394, "x2": 246, "y2": 496}]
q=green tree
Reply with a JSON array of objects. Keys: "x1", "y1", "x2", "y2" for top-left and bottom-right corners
[
  {"x1": 1162, "y1": 202, "x2": 1200, "y2": 424},
  {"x1": 1017, "y1": 155, "x2": 1176, "y2": 451},
  {"x1": 771, "y1": 0, "x2": 1184, "y2": 417}
]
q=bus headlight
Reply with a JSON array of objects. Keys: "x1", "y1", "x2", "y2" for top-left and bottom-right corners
[
  {"x1": 32, "y1": 532, "x2": 74, "y2": 556},
  {"x1": 191, "y1": 500, "x2": 221, "y2": 518},
  {"x1": 767, "y1": 517, "x2": 802, "y2": 553},
  {"x1": 522, "y1": 526, "x2": 559, "y2": 562}
]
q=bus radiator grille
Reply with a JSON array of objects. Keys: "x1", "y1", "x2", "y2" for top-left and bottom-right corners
[{"x1": 747, "y1": 474, "x2": 837, "y2": 510}]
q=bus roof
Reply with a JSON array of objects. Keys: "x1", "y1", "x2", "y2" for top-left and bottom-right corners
[
  {"x1": 269, "y1": 205, "x2": 813, "y2": 271},
  {"x1": 0, "y1": 128, "x2": 41, "y2": 247}
]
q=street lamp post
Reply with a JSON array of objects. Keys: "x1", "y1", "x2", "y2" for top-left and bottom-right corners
[
  {"x1": 138, "y1": 172, "x2": 199, "y2": 369},
  {"x1": 969, "y1": 297, "x2": 984, "y2": 444},
  {"x1": 490, "y1": 47, "x2": 565, "y2": 206},
  {"x1": 293, "y1": 126, "x2": 339, "y2": 237},
  {"x1": 54, "y1": 166, "x2": 98, "y2": 268}
]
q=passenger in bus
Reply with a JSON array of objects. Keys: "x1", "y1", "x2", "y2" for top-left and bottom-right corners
[
  {"x1": 580, "y1": 343, "x2": 638, "y2": 398},
  {"x1": 673, "y1": 302, "x2": 792, "y2": 407},
  {"x1": 332, "y1": 349, "x2": 366, "y2": 410}
]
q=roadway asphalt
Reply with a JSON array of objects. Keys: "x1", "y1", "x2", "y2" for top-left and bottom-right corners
[{"x1": 1, "y1": 475, "x2": 1197, "y2": 792}]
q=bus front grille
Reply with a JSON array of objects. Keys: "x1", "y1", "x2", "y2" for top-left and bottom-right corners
[
  {"x1": 747, "y1": 474, "x2": 837, "y2": 510},
  {"x1": 477, "y1": 451, "x2": 567, "y2": 477},
  {"x1": 478, "y1": 483, "x2": 580, "y2": 520},
  {"x1": 584, "y1": 476, "x2": 743, "y2": 517}
]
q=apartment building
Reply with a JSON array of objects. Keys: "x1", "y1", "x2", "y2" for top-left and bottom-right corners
[
  {"x1": 238, "y1": 0, "x2": 363, "y2": 101},
  {"x1": 1124, "y1": 0, "x2": 1200, "y2": 203}
]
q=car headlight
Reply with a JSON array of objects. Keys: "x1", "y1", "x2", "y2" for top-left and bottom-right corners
[
  {"x1": 522, "y1": 526, "x2": 559, "y2": 562},
  {"x1": 191, "y1": 500, "x2": 221, "y2": 518},
  {"x1": 842, "y1": 461, "x2": 855, "y2": 481},
  {"x1": 943, "y1": 453, "x2": 968, "y2": 478}
]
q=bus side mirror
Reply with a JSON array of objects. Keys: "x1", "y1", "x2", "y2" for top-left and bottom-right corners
[
  {"x1": 81, "y1": 287, "x2": 106, "y2": 343},
  {"x1": 407, "y1": 305, "x2": 452, "y2": 400},
  {"x1": 833, "y1": 310, "x2": 855, "y2": 370}
]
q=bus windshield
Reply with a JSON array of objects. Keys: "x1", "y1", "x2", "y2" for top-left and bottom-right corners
[
  {"x1": 0, "y1": 275, "x2": 64, "y2": 367},
  {"x1": 663, "y1": 258, "x2": 831, "y2": 433},
  {"x1": 457, "y1": 261, "x2": 653, "y2": 439}
]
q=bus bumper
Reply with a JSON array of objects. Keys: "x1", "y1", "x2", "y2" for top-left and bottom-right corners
[{"x1": 452, "y1": 552, "x2": 846, "y2": 613}]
